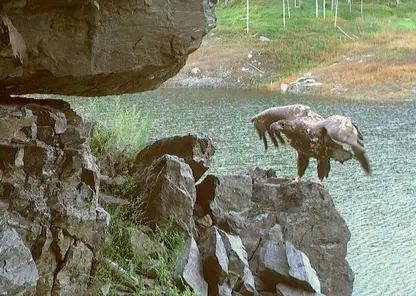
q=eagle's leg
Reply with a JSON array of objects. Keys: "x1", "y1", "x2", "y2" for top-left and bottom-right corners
[
  {"x1": 317, "y1": 158, "x2": 330, "y2": 184},
  {"x1": 294, "y1": 152, "x2": 309, "y2": 183}
]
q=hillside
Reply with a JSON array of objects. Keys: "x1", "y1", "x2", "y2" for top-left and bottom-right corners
[{"x1": 165, "y1": 0, "x2": 416, "y2": 100}]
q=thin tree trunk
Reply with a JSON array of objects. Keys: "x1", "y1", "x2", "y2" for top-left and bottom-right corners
[
  {"x1": 246, "y1": 0, "x2": 249, "y2": 33},
  {"x1": 396, "y1": 0, "x2": 400, "y2": 6},
  {"x1": 348, "y1": 0, "x2": 352, "y2": 13},
  {"x1": 334, "y1": 0, "x2": 339, "y2": 27},
  {"x1": 360, "y1": 0, "x2": 363, "y2": 14},
  {"x1": 283, "y1": 0, "x2": 286, "y2": 27},
  {"x1": 323, "y1": 0, "x2": 326, "y2": 18},
  {"x1": 316, "y1": 0, "x2": 319, "y2": 17},
  {"x1": 287, "y1": 0, "x2": 291, "y2": 18},
  {"x1": 388, "y1": 0, "x2": 390, "y2": 7},
  {"x1": 331, "y1": 0, "x2": 334, "y2": 10}
]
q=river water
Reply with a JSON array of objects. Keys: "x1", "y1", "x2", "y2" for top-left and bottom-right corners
[{"x1": 68, "y1": 88, "x2": 416, "y2": 296}]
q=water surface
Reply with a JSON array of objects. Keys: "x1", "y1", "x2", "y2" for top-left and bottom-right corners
[{"x1": 68, "y1": 88, "x2": 416, "y2": 296}]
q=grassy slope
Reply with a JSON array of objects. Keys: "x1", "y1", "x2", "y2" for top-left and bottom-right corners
[{"x1": 188, "y1": 0, "x2": 416, "y2": 99}]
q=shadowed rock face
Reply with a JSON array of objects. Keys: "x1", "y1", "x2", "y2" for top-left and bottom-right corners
[
  {"x1": 0, "y1": 98, "x2": 109, "y2": 296},
  {"x1": 0, "y1": 0, "x2": 216, "y2": 96}
]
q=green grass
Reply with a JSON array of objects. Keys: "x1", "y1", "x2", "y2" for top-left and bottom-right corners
[
  {"x1": 91, "y1": 203, "x2": 198, "y2": 296},
  {"x1": 73, "y1": 97, "x2": 149, "y2": 159},
  {"x1": 71, "y1": 97, "x2": 149, "y2": 174},
  {"x1": 65, "y1": 97, "x2": 198, "y2": 295},
  {"x1": 213, "y1": 0, "x2": 416, "y2": 81}
]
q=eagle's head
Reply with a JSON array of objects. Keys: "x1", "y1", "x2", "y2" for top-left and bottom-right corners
[{"x1": 270, "y1": 120, "x2": 296, "y2": 136}]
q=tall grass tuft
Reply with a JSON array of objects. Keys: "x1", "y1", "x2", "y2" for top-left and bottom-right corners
[
  {"x1": 73, "y1": 97, "x2": 149, "y2": 173},
  {"x1": 91, "y1": 205, "x2": 194, "y2": 295}
]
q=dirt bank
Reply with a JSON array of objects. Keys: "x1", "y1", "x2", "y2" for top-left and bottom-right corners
[{"x1": 164, "y1": 31, "x2": 416, "y2": 100}]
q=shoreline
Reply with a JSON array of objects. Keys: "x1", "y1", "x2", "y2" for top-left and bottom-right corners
[{"x1": 164, "y1": 31, "x2": 416, "y2": 101}]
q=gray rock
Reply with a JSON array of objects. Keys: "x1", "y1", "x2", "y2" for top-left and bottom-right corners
[
  {"x1": 243, "y1": 167, "x2": 276, "y2": 184},
  {"x1": 138, "y1": 154, "x2": 196, "y2": 236},
  {"x1": 53, "y1": 228, "x2": 74, "y2": 262},
  {"x1": 240, "y1": 178, "x2": 353, "y2": 296},
  {"x1": 31, "y1": 106, "x2": 67, "y2": 135},
  {"x1": 52, "y1": 240, "x2": 94, "y2": 295},
  {"x1": 128, "y1": 227, "x2": 157, "y2": 256},
  {"x1": 219, "y1": 230, "x2": 256, "y2": 294},
  {"x1": 0, "y1": 0, "x2": 216, "y2": 96},
  {"x1": 258, "y1": 241, "x2": 290, "y2": 286},
  {"x1": 276, "y1": 283, "x2": 326, "y2": 296},
  {"x1": 0, "y1": 111, "x2": 37, "y2": 141},
  {"x1": 196, "y1": 214, "x2": 214, "y2": 229},
  {"x1": 196, "y1": 174, "x2": 252, "y2": 230},
  {"x1": 285, "y1": 241, "x2": 321, "y2": 293},
  {"x1": 218, "y1": 282, "x2": 233, "y2": 296},
  {"x1": 37, "y1": 126, "x2": 55, "y2": 145},
  {"x1": 135, "y1": 133, "x2": 215, "y2": 182},
  {"x1": 0, "y1": 228, "x2": 38, "y2": 295},
  {"x1": 174, "y1": 237, "x2": 208, "y2": 296},
  {"x1": 259, "y1": 36, "x2": 271, "y2": 42},
  {"x1": 198, "y1": 226, "x2": 229, "y2": 294},
  {"x1": 0, "y1": 99, "x2": 108, "y2": 295}
]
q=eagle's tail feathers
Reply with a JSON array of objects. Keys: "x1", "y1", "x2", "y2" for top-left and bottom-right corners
[{"x1": 352, "y1": 147, "x2": 371, "y2": 175}]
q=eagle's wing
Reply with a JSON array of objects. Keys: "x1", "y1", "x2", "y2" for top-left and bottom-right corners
[
  {"x1": 251, "y1": 106, "x2": 289, "y2": 151},
  {"x1": 251, "y1": 104, "x2": 324, "y2": 151},
  {"x1": 316, "y1": 116, "x2": 370, "y2": 174}
]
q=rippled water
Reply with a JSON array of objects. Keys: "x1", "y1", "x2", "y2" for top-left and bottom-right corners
[{"x1": 68, "y1": 89, "x2": 416, "y2": 296}]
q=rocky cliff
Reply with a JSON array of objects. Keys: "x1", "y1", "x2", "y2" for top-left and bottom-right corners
[
  {"x1": 0, "y1": 0, "x2": 216, "y2": 96},
  {"x1": 0, "y1": 98, "x2": 108, "y2": 295},
  {"x1": 126, "y1": 134, "x2": 355, "y2": 296}
]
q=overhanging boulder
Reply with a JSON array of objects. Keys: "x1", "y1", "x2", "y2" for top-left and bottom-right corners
[{"x1": 0, "y1": 0, "x2": 216, "y2": 96}]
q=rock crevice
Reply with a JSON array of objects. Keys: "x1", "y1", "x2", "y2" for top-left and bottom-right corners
[
  {"x1": 131, "y1": 135, "x2": 354, "y2": 296},
  {"x1": 0, "y1": 98, "x2": 108, "y2": 296}
]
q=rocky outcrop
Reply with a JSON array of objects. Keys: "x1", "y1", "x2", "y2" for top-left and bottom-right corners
[
  {"x1": 127, "y1": 135, "x2": 354, "y2": 296},
  {"x1": 0, "y1": 98, "x2": 109, "y2": 295},
  {"x1": 134, "y1": 133, "x2": 215, "y2": 182},
  {"x1": 195, "y1": 170, "x2": 354, "y2": 296},
  {"x1": 280, "y1": 73, "x2": 322, "y2": 95},
  {"x1": 138, "y1": 154, "x2": 197, "y2": 237},
  {"x1": 174, "y1": 237, "x2": 208, "y2": 296},
  {"x1": 0, "y1": 0, "x2": 216, "y2": 96},
  {"x1": 0, "y1": 228, "x2": 38, "y2": 295}
]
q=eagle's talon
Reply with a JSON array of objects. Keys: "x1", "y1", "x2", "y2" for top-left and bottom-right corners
[{"x1": 289, "y1": 176, "x2": 301, "y2": 184}]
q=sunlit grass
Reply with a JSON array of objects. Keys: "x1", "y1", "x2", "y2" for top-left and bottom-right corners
[
  {"x1": 73, "y1": 97, "x2": 149, "y2": 160},
  {"x1": 212, "y1": 0, "x2": 416, "y2": 85}
]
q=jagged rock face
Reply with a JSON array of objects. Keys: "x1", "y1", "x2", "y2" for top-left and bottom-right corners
[
  {"x1": 196, "y1": 174, "x2": 252, "y2": 232},
  {"x1": 0, "y1": 98, "x2": 109, "y2": 296},
  {"x1": 174, "y1": 237, "x2": 208, "y2": 296},
  {"x1": 110, "y1": 133, "x2": 353, "y2": 295},
  {"x1": 138, "y1": 154, "x2": 197, "y2": 236},
  {"x1": 195, "y1": 169, "x2": 354, "y2": 296},
  {"x1": 135, "y1": 133, "x2": 215, "y2": 182},
  {"x1": 0, "y1": 0, "x2": 216, "y2": 96},
  {"x1": 0, "y1": 228, "x2": 38, "y2": 295}
]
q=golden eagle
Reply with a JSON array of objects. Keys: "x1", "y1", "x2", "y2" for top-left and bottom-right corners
[{"x1": 253, "y1": 105, "x2": 370, "y2": 183}]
